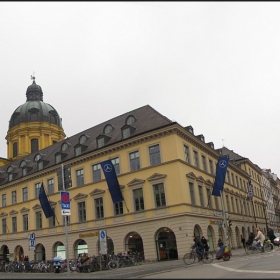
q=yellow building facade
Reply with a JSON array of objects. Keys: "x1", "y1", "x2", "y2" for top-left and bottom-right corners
[{"x1": 0, "y1": 79, "x2": 270, "y2": 262}]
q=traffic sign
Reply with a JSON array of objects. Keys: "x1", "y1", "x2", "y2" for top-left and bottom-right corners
[
  {"x1": 99, "y1": 230, "x2": 107, "y2": 241},
  {"x1": 60, "y1": 191, "x2": 70, "y2": 210},
  {"x1": 61, "y1": 209, "x2": 71, "y2": 216},
  {"x1": 28, "y1": 233, "x2": 35, "y2": 240}
]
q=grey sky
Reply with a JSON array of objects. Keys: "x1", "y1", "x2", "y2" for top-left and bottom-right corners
[{"x1": 0, "y1": 2, "x2": 279, "y2": 176}]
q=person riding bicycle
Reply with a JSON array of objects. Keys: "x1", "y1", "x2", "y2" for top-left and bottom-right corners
[
  {"x1": 192, "y1": 235, "x2": 204, "y2": 261},
  {"x1": 201, "y1": 236, "x2": 209, "y2": 252},
  {"x1": 254, "y1": 228, "x2": 265, "y2": 253}
]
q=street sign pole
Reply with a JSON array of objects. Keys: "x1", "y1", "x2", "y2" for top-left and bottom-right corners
[{"x1": 62, "y1": 164, "x2": 70, "y2": 277}]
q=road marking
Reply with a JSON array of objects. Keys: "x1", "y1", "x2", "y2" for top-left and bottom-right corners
[{"x1": 212, "y1": 263, "x2": 280, "y2": 274}]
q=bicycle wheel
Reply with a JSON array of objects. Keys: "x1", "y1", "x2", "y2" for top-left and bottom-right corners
[
  {"x1": 202, "y1": 251, "x2": 214, "y2": 264},
  {"x1": 183, "y1": 253, "x2": 195, "y2": 265},
  {"x1": 245, "y1": 245, "x2": 254, "y2": 254}
]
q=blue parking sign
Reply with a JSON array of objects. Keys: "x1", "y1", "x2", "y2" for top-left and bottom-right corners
[{"x1": 60, "y1": 191, "x2": 70, "y2": 210}]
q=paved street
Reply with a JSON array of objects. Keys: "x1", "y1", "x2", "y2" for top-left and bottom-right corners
[{"x1": 1, "y1": 247, "x2": 280, "y2": 279}]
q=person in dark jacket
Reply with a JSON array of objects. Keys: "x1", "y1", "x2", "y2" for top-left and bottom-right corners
[
  {"x1": 268, "y1": 228, "x2": 278, "y2": 247},
  {"x1": 241, "y1": 235, "x2": 246, "y2": 248},
  {"x1": 192, "y1": 235, "x2": 204, "y2": 261},
  {"x1": 246, "y1": 231, "x2": 255, "y2": 246},
  {"x1": 201, "y1": 236, "x2": 209, "y2": 252}
]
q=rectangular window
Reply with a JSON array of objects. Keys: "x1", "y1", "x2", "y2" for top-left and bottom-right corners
[
  {"x1": 184, "y1": 145, "x2": 190, "y2": 164},
  {"x1": 75, "y1": 146, "x2": 82, "y2": 157},
  {"x1": 236, "y1": 198, "x2": 239, "y2": 213},
  {"x1": 95, "y1": 198, "x2": 104, "y2": 219},
  {"x1": 97, "y1": 137, "x2": 105, "y2": 148},
  {"x1": 2, "y1": 219, "x2": 7, "y2": 234},
  {"x1": 2, "y1": 194, "x2": 6, "y2": 207},
  {"x1": 49, "y1": 208, "x2": 55, "y2": 227},
  {"x1": 207, "y1": 189, "x2": 212, "y2": 208},
  {"x1": 227, "y1": 171, "x2": 230, "y2": 184},
  {"x1": 153, "y1": 183, "x2": 166, "y2": 207},
  {"x1": 209, "y1": 159, "x2": 214, "y2": 175},
  {"x1": 76, "y1": 169, "x2": 84, "y2": 187},
  {"x1": 55, "y1": 154, "x2": 61, "y2": 164},
  {"x1": 22, "y1": 187, "x2": 28, "y2": 202},
  {"x1": 226, "y1": 195, "x2": 230, "y2": 212},
  {"x1": 36, "y1": 211, "x2": 42, "y2": 229},
  {"x1": 133, "y1": 188, "x2": 145, "y2": 211},
  {"x1": 236, "y1": 176, "x2": 239, "y2": 188},
  {"x1": 231, "y1": 196, "x2": 235, "y2": 213},
  {"x1": 201, "y1": 155, "x2": 207, "y2": 172},
  {"x1": 31, "y1": 139, "x2": 39, "y2": 153},
  {"x1": 12, "y1": 217, "x2": 17, "y2": 233},
  {"x1": 38, "y1": 161, "x2": 44, "y2": 171},
  {"x1": 12, "y1": 190, "x2": 17, "y2": 204},
  {"x1": 111, "y1": 157, "x2": 120, "y2": 175},
  {"x1": 129, "y1": 151, "x2": 140, "y2": 171},
  {"x1": 114, "y1": 201, "x2": 124, "y2": 215},
  {"x1": 13, "y1": 142, "x2": 18, "y2": 158},
  {"x1": 198, "y1": 185, "x2": 204, "y2": 207},
  {"x1": 23, "y1": 214, "x2": 28, "y2": 231},
  {"x1": 78, "y1": 201, "x2": 86, "y2": 222},
  {"x1": 189, "y1": 182, "x2": 196, "y2": 205},
  {"x1": 193, "y1": 151, "x2": 199, "y2": 168},
  {"x1": 122, "y1": 127, "x2": 130, "y2": 139},
  {"x1": 47, "y1": 178, "x2": 54, "y2": 194},
  {"x1": 92, "y1": 164, "x2": 101, "y2": 182},
  {"x1": 231, "y1": 173, "x2": 235, "y2": 186},
  {"x1": 35, "y1": 183, "x2": 41, "y2": 198},
  {"x1": 149, "y1": 144, "x2": 161, "y2": 166}
]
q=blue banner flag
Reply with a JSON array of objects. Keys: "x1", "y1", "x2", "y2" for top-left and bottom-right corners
[
  {"x1": 212, "y1": 156, "x2": 229, "y2": 196},
  {"x1": 39, "y1": 183, "x2": 54, "y2": 218},
  {"x1": 100, "y1": 159, "x2": 123, "y2": 203}
]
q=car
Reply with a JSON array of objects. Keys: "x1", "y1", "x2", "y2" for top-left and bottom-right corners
[{"x1": 273, "y1": 233, "x2": 280, "y2": 245}]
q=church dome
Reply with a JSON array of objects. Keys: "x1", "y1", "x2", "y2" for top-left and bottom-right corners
[{"x1": 9, "y1": 77, "x2": 63, "y2": 129}]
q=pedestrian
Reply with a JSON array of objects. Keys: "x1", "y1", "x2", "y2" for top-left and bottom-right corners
[
  {"x1": 217, "y1": 238, "x2": 223, "y2": 248},
  {"x1": 254, "y1": 228, "x2": 265, "y2": 253},
  {"x1": 201, "y1": 236, "x2": 209, "y2": 252},
  {"x1": 241, "y1": 235, "x2": 246, "y2": 248},
  {"x1": 246, "y1": 231, "x2": 255, "y2": 246},
  {"x1": 192, "y1": 235, "x2": 204, "y2": 261}
]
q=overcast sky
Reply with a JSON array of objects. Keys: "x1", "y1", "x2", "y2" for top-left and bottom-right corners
[{"x1": 0, "y1": 2, "x2": 279, "y2": 177}]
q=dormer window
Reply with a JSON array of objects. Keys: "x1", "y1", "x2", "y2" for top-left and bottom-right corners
[
  {"x1": 62, "y1": 143, "x2": 69, "y2": 151},
  {"x1": 104, "y1": 124, "x2": 113, "y2": 134},
  {"x1": 79, "y1": 135, "x2": 87, "y2": 144},
  {"x1": 97, "y1": 137, "x2": 105, "y2": 148},
  {"x1": 126, "y1": 115, "x2": 136, "y2": 125},
  {"x1": 19, "y1": 160, "x2": 31, "y2": 177},
  {"x1": 96, "y1": 134, "x2": 111, "y2": 148},
  {"x1": 7, "y1": 166, "x2": 14, "y2": 182},
  {"x1": 34, "y1": 153, "x2": 48, "y2": 171},
  {"x1": 74, "y1": 135, "x2": 89, "y2": 157},
  {"x1": 121, "y1": 124, "x2": 136, "y2": 139}
]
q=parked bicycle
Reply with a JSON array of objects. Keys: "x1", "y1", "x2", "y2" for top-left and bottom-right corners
[{"x1": 183, "y1": 247, "x2": 214, "y2": 265}]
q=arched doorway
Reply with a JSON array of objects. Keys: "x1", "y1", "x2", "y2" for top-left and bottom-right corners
[
  {"x1": 73, "y1": 239, "x2": 88, "y2": 259},
  {"x1": 206, "y1": 226, "x2": 214, "y2": 251},
  {"x1": 125, "y1": 232, "x2": 144, "y2": 255},
  {"x1": 14, "y1": 245, "x2": 24, "y2": 261},
  {"x1": 35, "y1": 243, "x2": 46, "y2": 261},
  {"x1": 53, "y1": 241, "x2": 65, "y2": 259},
  {"x1": 194, "y1": 224, "x2": 202, "y2": 238},
  {"x1": 235, "y1": 226, "x2": 241, "y2": 248},
  {"x1": 0, "y1": 245, "x2": 9, "y2": 262},
  {"x1": 155, "y1": 228, "x2": 177, "y2": 261}
]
